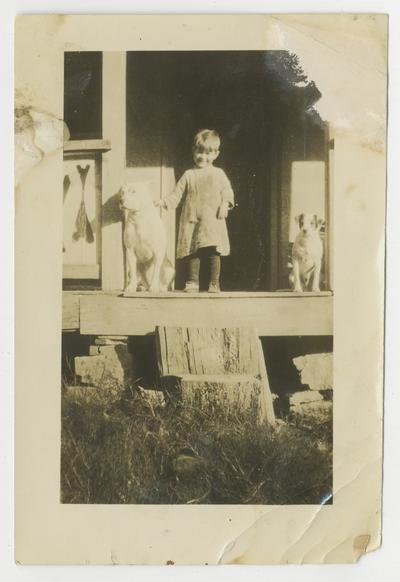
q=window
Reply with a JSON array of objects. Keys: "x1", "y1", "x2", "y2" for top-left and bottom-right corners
[{"x1": 64, "y1": 52, "x2": 102, "y2": 140}]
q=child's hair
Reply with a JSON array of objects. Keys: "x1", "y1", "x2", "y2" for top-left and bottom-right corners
[{"x1": 193, "y1": 129, "x2": 221, "y2": 153}]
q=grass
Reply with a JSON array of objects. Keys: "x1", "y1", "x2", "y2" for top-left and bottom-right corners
[{"x1": 61, "y1": 384, "x2": 332, "y2": 505}]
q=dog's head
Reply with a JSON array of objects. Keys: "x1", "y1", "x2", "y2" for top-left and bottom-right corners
[
  {"x1": 295, "y1": 213, "x2": 324, "y2": 235},
  {"x1": 119, "y1": 183, "x2": 153, "y2": 213}
]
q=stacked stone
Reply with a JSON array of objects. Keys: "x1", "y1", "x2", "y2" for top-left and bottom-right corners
[
  {"x1": 289, "y1": 353, "x2": 333, "y2": 417},
  {"x1": 74, "y1": 335, "x2": 134, "y2": 388}
]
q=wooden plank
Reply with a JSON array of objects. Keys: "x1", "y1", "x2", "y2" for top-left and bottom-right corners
[
  {"x1": 155, "y1": 325, "x2": 168, "y2": 377},
  {"x1": 64, "y1": 139, "x2": 111, "y2": 153},
  {"x1": 62, "y1": 294, "x2": 80, "y2": 330},
  {"x1": 257, "y1": 339, "x2": 276, "y2": 425},
  {"x1": 123, "y1": 291, "x2": 332, "y2": 298},
  {"x1": 80, "y1": 294, "x2": 333, "y2": 336},
  {"x1": 63, "y1": 264, "x2": 100, "y2": 280},
  {"x1": 157, "y1": 327, "x2": 259, "y2": 377},
  {"x1": 160, "y1": 165, "x2": 176, "y2": 278}
]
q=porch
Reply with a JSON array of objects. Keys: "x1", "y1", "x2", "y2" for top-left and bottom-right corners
[
  {"x1": 62, "y1": 290, "x2": 333, "y2": 336},
  {"x1": 63, "y1": 51, "x2": 333, "y2": 295}
]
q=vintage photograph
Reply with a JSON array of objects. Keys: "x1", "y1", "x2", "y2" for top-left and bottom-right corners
[
  {"x1": 14, "y1": 13, "x2": 386, "y2": 564},
  {"x1": 61, "y1": 50, "x2": 333, "y2": 505}
]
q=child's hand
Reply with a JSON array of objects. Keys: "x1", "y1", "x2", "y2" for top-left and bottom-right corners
[
  {"x1": 217, "y1": 201, "x2": 229, "y2": 219},
  {"x1": 154, "y1": 198, "x2": 167, "y2": 209}
]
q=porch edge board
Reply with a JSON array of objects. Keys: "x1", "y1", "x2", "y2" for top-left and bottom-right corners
[
  {"x1": 77, "y1": 294, "x2": 333, "y2": 337},
  {"x1": 62, "y1": 293, "x2": 80, "y2": 331}
]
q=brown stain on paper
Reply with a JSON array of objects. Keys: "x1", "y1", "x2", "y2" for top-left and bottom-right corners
[{"x1": 353, "y1": 534, "x2": 371, "y2": 562}]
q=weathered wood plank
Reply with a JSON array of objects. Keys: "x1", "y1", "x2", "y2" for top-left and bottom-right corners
[
  {"x1": 122, "y1": 291, "x2": 332, "y2": 298},
  {"x1": 63, "y1": 264, "x2": 100, "y2": 280},
  {"x1": 162, "y1": 374, "x2": 267, "y2": 412},
  {"x1": 79, "y1": 294, "x2": 333, "y2": 336},
  {"x1": 257, "y1": 338, "x2": 276, "y2": 424},
  {"x1": 62, "y1": 294, "x2": 80, "y2": 330},
  {"x1": 156, "y1": 327, "x2": 260, "y2": 377},
  {"x1": 155, "y1": 326, "x2": 276, "y2": 425},
  {"x1": 64, "y1": 139, "x2": 111, "y2": 153}
]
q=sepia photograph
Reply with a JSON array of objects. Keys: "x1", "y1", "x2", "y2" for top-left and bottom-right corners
[
  {"x1": 60, "y1": 49, "x2": 333, "y2": 505},
  {"x1": 14, "y1": 13, "x2": 386, "y2": 565}
]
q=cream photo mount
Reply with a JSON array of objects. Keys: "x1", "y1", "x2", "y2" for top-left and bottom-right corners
[{"x1": 15, "y1": 14, "x2": 386, "y2": 565}]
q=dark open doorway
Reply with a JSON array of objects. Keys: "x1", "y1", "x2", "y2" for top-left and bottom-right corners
[{"x1": 126, "y1": 51, "x2": 329, "y2": 291}]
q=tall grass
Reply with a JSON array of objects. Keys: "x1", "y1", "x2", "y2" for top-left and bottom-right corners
[{"x1": 61, "y1": 385, "x2": 332, "y2": 505}]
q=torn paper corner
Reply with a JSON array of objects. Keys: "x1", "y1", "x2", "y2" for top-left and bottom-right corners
[
  {"x1": 15, "y1": 99, "x2": 69, "y2": 187},
  {"x1": 353, "y1": 532, "x2": 382, "y2": 563}
]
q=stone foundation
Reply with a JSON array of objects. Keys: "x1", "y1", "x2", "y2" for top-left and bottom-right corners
[{"x1": 74, "y1": 335, "x2": 134, "y2": 389}]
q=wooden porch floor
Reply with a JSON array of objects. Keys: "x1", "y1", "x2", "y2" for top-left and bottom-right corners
[{"x1": 63, "y1": 291, "x2": 333, "y2": 336}]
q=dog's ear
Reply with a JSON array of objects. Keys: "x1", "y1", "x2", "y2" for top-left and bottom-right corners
[
  {"x1": 317, "y1": 218, "x2": 325, "y2": 231},
  {"x1": 295, "y1": 213, "x2": 304, "y2": 227}
]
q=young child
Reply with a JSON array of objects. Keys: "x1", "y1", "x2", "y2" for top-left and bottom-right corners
[{"x1": 157, "y1": 129, "x2": 234, "y2": 293}]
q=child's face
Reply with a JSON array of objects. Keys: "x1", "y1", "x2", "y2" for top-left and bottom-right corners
[{"x1": 193, "y1": 144, "x2": 219, "y2": 168}]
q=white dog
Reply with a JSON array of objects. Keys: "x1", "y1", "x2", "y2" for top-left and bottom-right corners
[
  {"x1": 120, "y1": 183, "x2": 175, "y2": 293},
  {"x1": 290, "y1": 213, "x2": 324, "y2": 292}
]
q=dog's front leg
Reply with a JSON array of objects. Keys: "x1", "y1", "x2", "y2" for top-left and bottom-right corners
[
  {"x1": 148, "y1": 254, "x2": 163, "y2": 293},
  {"x1": 124, "y1": 247, "x2": 138, "y2": 293},
  {"x1": 292, "y1": 260, "x2": 303, "y2": 292},
  {"x1": 311, "y1": 261, "x2": 321, "y2": 292}
]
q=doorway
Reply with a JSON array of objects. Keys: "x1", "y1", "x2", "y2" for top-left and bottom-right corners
[{"x1": 126, "y1": 51, "x2": 329, "y2": 291}]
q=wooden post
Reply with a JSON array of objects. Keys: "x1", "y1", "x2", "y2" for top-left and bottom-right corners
[
  {"x1": 160, "y1": 164, "x2": 176, "y2": 279},
  {"x1": 327, "y1": 124, "x2": 334, "y2": 291},
  {"x1": 101, "y1": 52, "x2": 126, "y2": 291}
]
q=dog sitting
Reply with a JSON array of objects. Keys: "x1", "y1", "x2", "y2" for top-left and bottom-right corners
[
  {"x1": 119, "y1": 183, "x2": 175, "y2": 293},
  {"x1": 289, "y1": 213, "x2": 324, "y2": 292}
]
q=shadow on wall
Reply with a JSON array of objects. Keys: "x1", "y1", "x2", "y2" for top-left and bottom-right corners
[{"x1": 102, "y1": 192, "x2": 122, "y2": 227}]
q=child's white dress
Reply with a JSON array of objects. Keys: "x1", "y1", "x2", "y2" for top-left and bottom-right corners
[{"x1": 165, "y1": 165, "x2": 234, "y2": 259}]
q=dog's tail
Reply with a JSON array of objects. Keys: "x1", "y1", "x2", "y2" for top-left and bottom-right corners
[{"x1": 287, "y1": 261, "x2": 295, "y2": 288}]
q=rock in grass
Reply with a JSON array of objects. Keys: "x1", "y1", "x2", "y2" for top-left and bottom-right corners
[{"x1": 172, "y1": 448, "x2": 207, "y2": 479}]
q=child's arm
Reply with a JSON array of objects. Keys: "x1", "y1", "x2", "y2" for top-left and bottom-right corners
[
  {"x1": 217, "y1": 171, "x2": 234, "y2": 219},
  {"x1": 154, "y1": 172, "x2": 187, "y2": 210}
]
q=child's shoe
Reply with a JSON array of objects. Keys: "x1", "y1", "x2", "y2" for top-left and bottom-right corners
[
  {"x1": 208, "y1": 283, "x2": 221, "y2": 293},
  {"x1": 184, "y1": 281, "x2": 199, "y2": 293}
]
